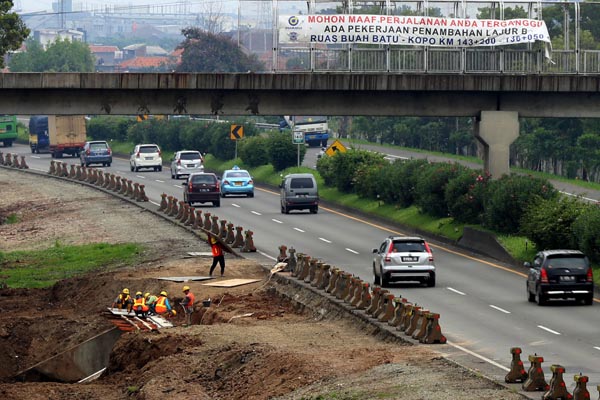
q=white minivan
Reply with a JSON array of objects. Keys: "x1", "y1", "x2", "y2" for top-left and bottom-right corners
[
  {"x1": 130, "y1": 144, "x2": 162, "y2": 172},
  {"x1": 280, "y1": 173, "x2": 319, "y2": 214}
]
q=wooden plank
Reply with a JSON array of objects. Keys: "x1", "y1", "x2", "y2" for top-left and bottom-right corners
[
  {"x1": 156, "y1": 276, "x2": 214, "y2": 282},
  {"x1": 201, "y1": 278, "x2": 261, "y2": 288}
]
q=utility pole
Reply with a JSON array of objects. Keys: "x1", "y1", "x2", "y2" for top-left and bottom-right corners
[{"x1": 59, "y1": 0, "x2": 66, "y2": 29}]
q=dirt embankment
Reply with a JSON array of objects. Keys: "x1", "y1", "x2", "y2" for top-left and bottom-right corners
[{"x1": 0, "y1": 168, "x2": 526, "y2": 400}]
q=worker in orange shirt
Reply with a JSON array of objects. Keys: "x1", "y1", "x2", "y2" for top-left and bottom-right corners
[
  {"x1": 209, "y1": 234, "x2": 225, "y2": 277},
  {"x1": 155, "y1": 290, "x2": 176, "y2": 317},
  {"x1": 112, "y1": 288, "x2": 133, "y2": 312},
  {"x1": 180, "y1": 285, "x2": 195, "y2": 326},
  {"x1": 132, "y1": 291, "x2": 149, "y2": 318}
]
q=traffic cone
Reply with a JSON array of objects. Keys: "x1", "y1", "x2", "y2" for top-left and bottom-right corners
[
  {"x1": 523, "y1": 354, "x2": 549, "y2": 392},
  {"x1": 505, "y1": 347, "x2": 528, "y2": 383},
  {"x1": 355, "y1": 282, "x2": 371, "y2": 310},
  {"x1": 542, "y1": 364, "x2": 571, "y2": 400},
  {"x1": 203, "y1": 212, "x2": 212, "y2": 230},
  {"x1": 419, "y1": 313, "x2": 447, "y2": 344},
  {"x1": 572, "y1": 374, "x2": 589, "y2": 400},
  {"x1": 158, "y1": 193, "x2": 168, "y2": 211}
]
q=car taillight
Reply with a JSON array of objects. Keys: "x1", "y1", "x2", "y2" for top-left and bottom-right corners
[
  {"x1": 177, "y1": 159, "x2": 181, "y2": 166},
  {"x1": 86, "y1": 149, "x2": 90, "y2": 155},
  {"x1": 216, "y1": 181, "x2": 220, "y2": 191},
  {"x1": 223, "y1": 180, "x2": 230, "y2": 186},
  {"x1": 188, "y1": 181, "x2": 193, "y2": 191},
  {"x1": 587, "y1": 267, "x2": 593, "y2": 283},
  {"x1": 248, "y1": 179, "x2": 253, "y2": 185},
  {"x1": 540, "y1": 267, "x2": 549, "y2": 283},
  {"x1": 136, "y1": 151, "x2": 140, "y2": 158},
  {"x1": 158, "y1": 149, "x2": 161, "y2": 157},
  {"x1": 385, "y1": 242, "x2": 393, "y2": 262},
  {"x1": 424, "y1": 241, "x2": 434, "y2": 261},
  {"x1": 107, "y1": 148, "x2": 111, "y2": 155}
]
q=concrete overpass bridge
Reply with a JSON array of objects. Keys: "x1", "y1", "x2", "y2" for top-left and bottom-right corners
[{"x1": 2, "y1": 71, "x2": 600, "y2": 177}]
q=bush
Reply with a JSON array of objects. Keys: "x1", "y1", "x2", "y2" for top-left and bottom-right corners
[
  {"x1": 414, "y1": 162, "x2": 466, "y2": 218},
  {"x1": 393, "y1": 159, "x2": 430, "y2": 208},
  {"x1": 520, "y1": 196, "x2": 586, "y2": 250},
  {"x1": 87, "y1": 116, "x2": 134, "y2": 141},
  {"x1": 316, "y1": 153, "x2": 337, "y2": 186},
  {"x1": 444, "y1": 169, "x2": 490, "y2": 224},
  {"x1": 208, "y1": 123, "x2": 236, "y2": 160},
  {"x1": 330, "y1": 149, "x2": 385, "y2": 193},
  {"x1": 354, "y1": 160, "x2": 387, "y2": 199},
  {"x1": 484, "y1": 174, "x2": 558, "y2": 234},
  {"x1": 239, "y1": 136, "x2": 269, "y2": 167},
  {"x1": 267, "y1": 132, "x2": 305, "y2": 171},
  {"x1": 572, "y1": 204, "x2": 600, "y2": 263}
]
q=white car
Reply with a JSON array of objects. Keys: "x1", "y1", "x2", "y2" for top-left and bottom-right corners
[
  {"x1": 130, "y1": 144, "x2": 162, "y2": 172},
  {"x1": 170, "y1": 150, "x2": 204, "y2": 179}
]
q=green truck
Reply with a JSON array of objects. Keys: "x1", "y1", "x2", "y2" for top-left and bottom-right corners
[{"x1": 0, "y1": 115, "x2": 18, "y2": 147}]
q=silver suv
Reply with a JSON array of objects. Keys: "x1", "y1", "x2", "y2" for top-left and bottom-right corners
[
  {"x1": 170, "y1": 150, "x2": 204, "y2": 179},
  {"x1": 372, "y1": 236, "x2": 436, "y2": 287},
  {"x1": 130, "y1": 144, "x2": 162, "y2": 172}
]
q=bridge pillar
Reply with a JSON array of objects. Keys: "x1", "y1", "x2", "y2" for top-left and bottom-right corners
[{"x1": 474, "y1": 111, "x2": 519, "y2": 179}]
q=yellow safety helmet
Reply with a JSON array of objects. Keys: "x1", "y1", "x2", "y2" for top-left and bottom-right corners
[
  {"x1": 136, "y1": 291, "x2": 142, "y2": 296},
  {"x1": 209, "y1": 236, "x2": 218, "y2": 244},
  {"x1": 182, "y1": 285, "x2": 190, "y2": 292},
  {"x1": 144, "y1": 292, "x2": 150, "y2": 298},
  {"x1": 122, "y1": 288, "x2": 130, "y2": 294},
  {"x1": 160, "y1": 290, "x2": 168, "y2": 296},
  {"x1": 171, "y1": 309, "x2": 177, "y2": 316}
]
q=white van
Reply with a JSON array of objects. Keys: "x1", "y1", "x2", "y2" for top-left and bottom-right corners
[{"x1": 280, "y1": 173, "x2": 319, "y2": 214}]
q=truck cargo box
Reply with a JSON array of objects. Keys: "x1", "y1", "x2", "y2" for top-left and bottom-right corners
[{"x1": 48, "y1": 115, "x2": 86, "y2": 158}]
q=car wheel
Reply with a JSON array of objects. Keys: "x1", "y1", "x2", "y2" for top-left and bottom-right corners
[
  {"x1": 527, "y1": 283, "x2": 536, "y2": 302},
  {"x1": 373, "y1": 265, "x2": 381, "y2": 286},
  {"x1": 284, "y1": 206, "x2": 290, "y2": 214},
  {"x1": 310, "y1": 206, "x2": 318, "y2": 214},
  {"x1": 427, "y1": 273, "x2": 436, "y2": 288},
  {"x1": 130, "y1": 164, "x2": 134, "y2": 172},
  {"x1": 221, "y1": 192, "x2": 226, "y2": 198},
  {"x1": 80, "y1": 161, "x2": 84, "y2": 167},
  {"x1": 158, "y1": 166, "x2": 162, "y2": 172},
  {"x1": 280, "y1": 205, "x2": 285, "y2": 214},
  {"x1": 107, "y1": 163, "x2": 111, "y2": 167},
  {"x1": 583, "y1": 294, "x2": 594, "y2": 305},
  {"x1": 536, "y1": 287, "x2": 547, "y2": 306},
  {"x1": 214, "y1": 201, "x2": 220, "y2": 207},
  {"x1": 380, "y1": 268, "x2": 389, "y2": 288},
  {"x1": 85, "y1": 163, "x2": 89, "y2": 167}
]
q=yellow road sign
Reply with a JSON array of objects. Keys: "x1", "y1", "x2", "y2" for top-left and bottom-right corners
[
  {"x1": 230, "y1": 125, "x2": 244, "y2": 140},
  {"x1": 325, "y1": 139, "x2": 347, "y2": 156}
]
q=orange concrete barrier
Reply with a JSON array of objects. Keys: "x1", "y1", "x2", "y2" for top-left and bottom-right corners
[
  {"x1": 193, "y1": 209, "x2": 203, "y2": 229},
  {"x1": 158, "y1": 193, "x2": 168, "y2": 211},
  {"x1": 12, "y1": 154, "x2": 20, "y2": 168},
  {"x1": 398, "y1": 303, "x2": 416, "y2": 332},
  {"x1": 98, "y1": 171, "x2": 106, "y2": 186},
  {"x1": 366, "y1": 287, "x2": 383, "y2": 315},
  {"x1": 346, "y1": 277, "x2": 361, "y2": 303},
  {"x1": 185, "y1": 207, "x2": 196, "y2": 226},
  {"x1": 48, "y1": 160, "x2": 56, "y2": 174},
  {"x1": 103, "y1": 172, "x2": 111, "y2": 188},
  {"x1": 87, "y1": 167, "x2": 95, "y2": 182},
  {"x1": 304, "y1": 259, "x2": 317, "y2": 284},
  {"x1": 138, "y1": 184, "x2": 149, "y2": 201},
  {"x1": 388, "y1": 297, "x2": 407, "y2": 327},
  {"x1": 241, "y1": 230, "x2": 257, "y2": 252},
  {"x1": 232, "y1": 226, "x2": 244, "y2": 248},
  {"x1": 203, "y1": 212, "x2": 212, "y2": 230},
  {"x1": 405, "y1": 306, "x2": 426, "y2": 336},
  {"x1": 291, "y1": 254, "x2": 304, "y2": 278},
  {"x1": 572, "y1": 374, "x2": 589, "y2": 400},
  {"x1": 165, "y1": 196, "x2": 174, "y2": 215},
  {"x1": 334, "y1": 272, "x2": 350, "y2": 300},
  {"x1": 317, "y1": 264, "x2": 331, "y2": 289},
  {"x1": 126, "y1": 180, "x2": 134, "y2": 197},
  {"x1": 355, "y1": 282, "x2": 371, "y2": 310},
  {"x1": 523, "y1": 355, "x2": 549, "y2": 392},
  {"x1": 287, "y1": 248, "x2": 297, "y2": 272},
  {"x1": 0, "y1": 152, "x2": 4, "y2": 165},
  {"x1": 311, "y1": 262, "x2": 323, "y2": 287},
  {"x1": 340, "y1": 273, "x2": 355, "y2": 300},
  {"x1": 108, "y1": 173, "x2": 116, "y2": 189},
  {"x1": 411, "y1": 308, "x2": 430, "y2": 340},
  {"x1": 219, "y1": 219, "x2": 227, "y2": 239},
  {"x1": 75, "y1": 165, "x2": 82, "y2": 180},
  {"x1": 168, "y1": 198, "x2": 179, "y2": 217},
  {"x1": 505, "y1": 347, "x2": 528, "y2": 383},
  {"x1": 176, "y1": 201, "x2": 186, "y2": 220},
  {"x1": 179, "y1": 204, "x2": 189, "y2": 222},
  {"x1": 325, "y1": 267, "x2": 339, "y2": 293},
  {"x1": 19, "y1": 155, "x2": 29, "y2": 169},
  {"x1": 60, "y1": 162, "x2": 69, "y2": 177},
  {"x1": 277, "y1": 245, "x2": 288, "y2": 262},
  {"x1": 372, "y1": 289, "x2": 390, "y2": 318},
  {"x1": 5, "y1": 153, "x2": 12, "y2": 167},
  {"x1": 420, "y1": 313, "x2": 447, "y2": 344},
  {"x1": 132, "y1": 181, "x2": 139, "y2": 197},
  {"x1": 542, "y1": 365, "x2": 571, "y2": 400},
  {"x1": 378, "y1": 294, "x2": 396, "y2": 323},
  {"x1": 81, "y1": 165, "x2": 89, "y2": 181},
  {"x1": 225, "y1": 222, "x2": 235, "y2": 243},
  {"x1": 210, "y1": 215, "x2": 219, "y2": 235},
  {"x1": 66, "y1": 164, "x2": 75, "y2": 178}
]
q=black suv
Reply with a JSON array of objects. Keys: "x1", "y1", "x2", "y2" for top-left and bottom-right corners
[
  {"x1": 183, "y1": 172, "x2": 220, "y2": 207},
  {"x1": 525, "y1": 250, "x2": 594, "y2": 306}
]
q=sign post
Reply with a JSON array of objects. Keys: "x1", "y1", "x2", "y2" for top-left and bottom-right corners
[
  {"x1": 292, "y1": 130, "x2": 304, "y2": 168},
  {"x1": 230, "y1": 125, "x2": 244, "y2": 159}
]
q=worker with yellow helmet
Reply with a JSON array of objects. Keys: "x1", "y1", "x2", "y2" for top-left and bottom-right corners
[
  {"x1": 112, "y1": 288, "x2": 133, "y2": 312},
  {"x1": 155, "y1": 290, "x2": 176, "y2": 317},
  {"x1": 144, "y1": 292, "x2": 158, "y2": 315},
  {"x1": 180, "y1": 285, "x2": 195, "y2": 327},
  {"x1": 132, "y1": 291, "x2": 149, "y2": 318}
]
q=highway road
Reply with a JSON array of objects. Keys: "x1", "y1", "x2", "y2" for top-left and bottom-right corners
[{"x1": 9, "y1": 143, "x2": 600, "y2": 394}]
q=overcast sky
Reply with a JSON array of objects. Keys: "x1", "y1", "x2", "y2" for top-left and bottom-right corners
[{"x1": 16, "y1": 1, "x2": 240, "y2": 13}]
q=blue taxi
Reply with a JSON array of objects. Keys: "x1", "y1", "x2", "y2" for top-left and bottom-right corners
[{"x1": 220, "y1": 166, "x2": 254, "y2": 198}]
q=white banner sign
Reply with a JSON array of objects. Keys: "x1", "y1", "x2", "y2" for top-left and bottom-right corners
[{"x1": 279, "y1": 15, "x2": 551, "y2": 47}]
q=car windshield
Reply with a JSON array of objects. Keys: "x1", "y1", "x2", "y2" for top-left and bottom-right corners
[
  {"x1": 191, "y1": 175, "x2": 215, "y2": 184},
  {"x1": 180, "y1": 152, "x2": 201, "y2": 160},
  {"x1": 546, "y1": 255, "x2": 588, "y2": 270},
  {"x1": 226, "y1": 171, "x2": 250, "y2": 178},
  {"x1": 290, "y1": 178, "x2": 314, "y2": 189},
  {"x1": 90, "y1": 143, "x2": 108, "y2": 150},
  {"x1": 140, "y1": 146, "x2": 158, "y2": 153},
  {"x1": 392, "y1": 241, "x2": 426, "y2": 253}
]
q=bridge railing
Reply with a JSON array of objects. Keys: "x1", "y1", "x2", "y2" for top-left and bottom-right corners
[{"x1": 275, "y1": 47, "x2": 600, "y2": 74}]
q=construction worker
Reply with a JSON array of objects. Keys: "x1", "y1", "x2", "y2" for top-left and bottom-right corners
[
  {"x1": 132, "y1": 291, "x2": 149, "y2": 318},
  {"x1": 209, "y1": 234, "x2": 225, "y2": 277},
  {"x1": 180, "y1": 285, "x2": 195, "y2": 326},
  {"x1": 155, "y1": 290, "x2": 176, "y2": 317},
  {"x1": 112, "y1": 288, "x2": 133, "y2": 312},
  {"x1": 145, "y1": 292, "x2": 158, "y2": 315}
]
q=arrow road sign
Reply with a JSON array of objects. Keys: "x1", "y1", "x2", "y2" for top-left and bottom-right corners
[
  {"x1": 325, "y1": 139, "x2": 347, "y2": 157},
  {"x1": 230, "y1": 125, "x2": 244, "y2": 140}
]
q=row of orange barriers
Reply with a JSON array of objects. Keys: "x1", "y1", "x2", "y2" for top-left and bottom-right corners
[
  {"x1": 0, "y1": 152, "x2": 29, "y2": 169},
  {"x1": 506, "y1": 347, "x2": 599, "y2": 399},
  {"x1": 284, "y1": 249, "x2": 446, "y2": 345},
  {"x1": 156, "y1": 192, "x2": 256, "y2": 253}
]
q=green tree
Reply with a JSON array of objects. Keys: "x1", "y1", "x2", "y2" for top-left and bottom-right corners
[
  {"x1": 0, "y1": 1, "x2": 29, "y2": 68},
  {"x1": 176, "y1": 28, "x2": 264, "y2": 72},
  {"x1": 267, "y1": 132, "x2": 306, "y2": 171},
  {"x1": 9, "y1": 38, "x2": 94, "y2": 72}
]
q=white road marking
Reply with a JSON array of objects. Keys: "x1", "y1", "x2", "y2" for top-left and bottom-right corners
[
  {"x1": 537, "y1": 325, "x2": 561, "y2": 335},
  {"x1": 172, "y1": 185, "x2": 180, "y2": 189},
  {"x1": 31, "y1": 156, "x2": 41, "y2": 159},
  {"x1": 447, "y1": 287, "x2": 466, "y2": 296},
  {"x1": 594, "y1": 346, "x2": 600, "y2": 351},
  {"x1": 294, "y1": 227, "x2": 305, "y2": 233},
  {"x1": 32, "y1": 167, "x2": 46, "y2": 172},
  {"x1": 251, "y1": 211, "x2": 262, "y2": 216},
  {"x1": 489, "y1": 305, "x2": 510, "y2": 314},
  {"x1": 155, "y1": 179, "x2": 164, "y2": 183},
  {"x1": 136, "y1": 175, "x2": 145, "y2": 179},
  {"x1": 272, "y1": 219, "x2": 283, "y2": 224},
  {"x1": 149, "y1": 201, "x2": 160, "y2": 206},
  {"x1": 447, "y1": 341, "x2": 510, "y2": 372},
  {"x1": 232, "y1": 203, "x2": 240, "y2": 208},
  {"x1": 345, "y1": 248, "x2": 359, "y2": 254},
  {"x1": 258, "y1": 250, "x2": 277, "y2": 261},
  {"x1": 559, "y1": 190, "x2": 597, "y2": 202},
  {"x1": 319, "y1": 237, "x2": 332, "y2": 243}
]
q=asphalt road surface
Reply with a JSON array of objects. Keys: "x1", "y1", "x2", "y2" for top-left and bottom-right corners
[{"x1": 10, "y1": 143, "x2": 600, "y2": 394}]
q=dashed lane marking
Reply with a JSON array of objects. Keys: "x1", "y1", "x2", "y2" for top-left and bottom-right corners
[
  {"x1": 319, "y1": 238, "x2": 332, "y2": 243},
  {"x1": 345, "y1": 248, "x2": 359, "y2": 254},
  {"x1": 447, "y1": 287, "x2": 466, "y2": 296},
  {"x1": 489, "y1": 305, "x2": 510, "y2": 314},
  {"x1": 272, "y1": 219, "x2": 283, "y2": 224},
  {"x1": 294, "y1": 228, "x2": 305, "y2": 233},
  {"x1": 251, "y1": 211, "x2": 262, "y2": 216},
  {"x1": 538, "y1": 325, "x2": 561, "y2": 335}
]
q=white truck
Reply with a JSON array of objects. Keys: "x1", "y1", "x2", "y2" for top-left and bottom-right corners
[
  {"x1": 283, "y1": 116, "x2": 329, "y2": 147},
  {"x1": 48, "y1": 115, "x2": 87, "y2": 158}
]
